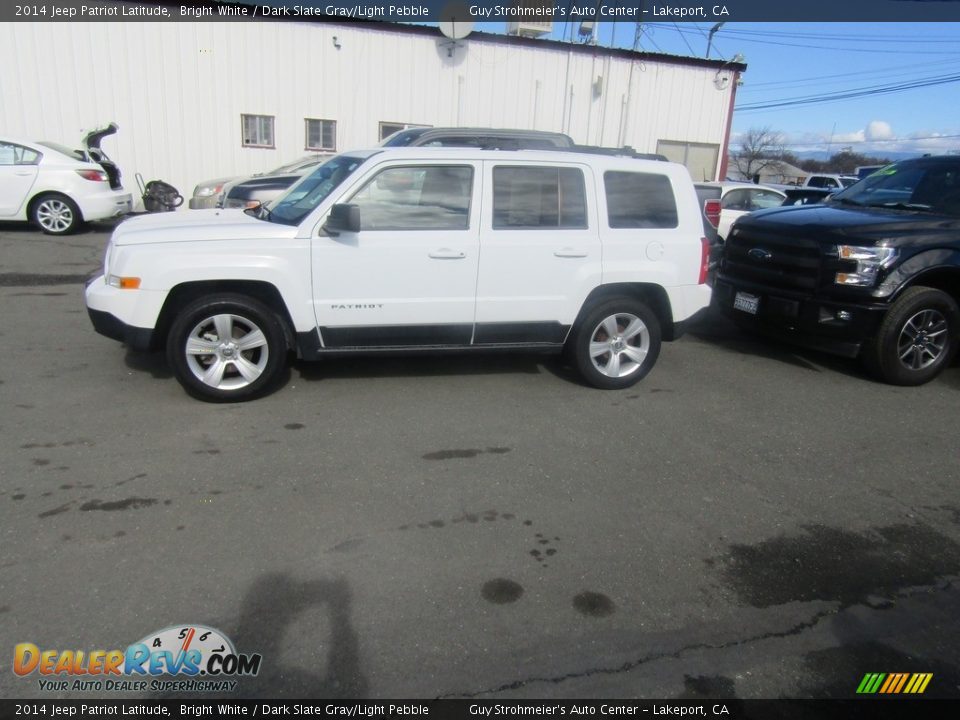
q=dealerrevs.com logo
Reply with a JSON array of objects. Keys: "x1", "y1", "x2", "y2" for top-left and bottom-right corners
[{"x1": 14, "y1": 625, "x2": 262, "y2": 693}]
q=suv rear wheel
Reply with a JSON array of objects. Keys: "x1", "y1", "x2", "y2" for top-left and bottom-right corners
[
  {"x1": 166, "y1": 294, "x2": 288, "y2": 402},
  {"x1": 570, "y1": 298, "x2": 661, "y2": 389},
  {"x1": 862, "y1": 286, "x2": 959, "y2": 386}
]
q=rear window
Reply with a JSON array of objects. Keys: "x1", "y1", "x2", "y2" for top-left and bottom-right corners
[
  {"x1": 37, "y1": 141, "x2": 85, "y2": 162},
  {"x1": 493, "y1": 166, "x2": 587, "y2": 229},
  {"x1": 604, "y1": 171, "x2": 678, "y2": 229}
]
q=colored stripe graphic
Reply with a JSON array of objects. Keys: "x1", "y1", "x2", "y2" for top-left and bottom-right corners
[{"x1": 857, "y1": 672, "x2": 932, "y2": 694}]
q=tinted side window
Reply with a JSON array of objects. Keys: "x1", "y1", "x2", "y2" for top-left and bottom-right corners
[
  {"x1": 348, "y1": 165, "x2": 473, "y2": 231},
  {"x1": 604, "y1": 171, "x2": 678, "y2": 229},
  {"x1": 493, "y1": 167, "x2": 587, "y2": 229}
]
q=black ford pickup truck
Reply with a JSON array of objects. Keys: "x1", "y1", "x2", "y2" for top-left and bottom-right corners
[{"x1": 715, "y1": 156, "x2": 960, "y2": 385}]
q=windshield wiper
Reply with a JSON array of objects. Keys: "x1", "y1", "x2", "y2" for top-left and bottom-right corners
[{"x1": 830, "y1": 197, "x2": 862, "y2": 206}]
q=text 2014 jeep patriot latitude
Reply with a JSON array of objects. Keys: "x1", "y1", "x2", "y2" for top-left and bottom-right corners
[
  {"x1": 715, "y1": 156, "x2": 960, "y2": 385},
  {"x1": 86, "y1": 147, "x2": 711, "y2": 401}
]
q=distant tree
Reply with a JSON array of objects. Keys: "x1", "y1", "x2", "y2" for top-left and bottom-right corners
[{"x1": 731, "y1": 127, "x2": 787, "y2": 181}]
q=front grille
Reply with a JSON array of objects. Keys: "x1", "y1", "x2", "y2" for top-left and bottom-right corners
[{"x1": 723, "y1": 229, "x2": 822, "y2": 292}]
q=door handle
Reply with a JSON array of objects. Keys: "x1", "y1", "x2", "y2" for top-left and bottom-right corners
[
  {"x1": 14, "y1": 171, "x2": 34, "y2": 176},
  {"x1": 554, "y1": 248, "x2": 588, "y2": 258},
  {"x1": 428, "y1": 249, "x2": 466, "y2": 259}
]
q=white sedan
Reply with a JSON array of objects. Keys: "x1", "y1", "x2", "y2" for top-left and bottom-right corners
[
  {"x1": 0, "y1": 126, "x2": 132, "y2": 235},
  {"x1": 702, "y1": 181, "x2": 787, "y2": 241}
]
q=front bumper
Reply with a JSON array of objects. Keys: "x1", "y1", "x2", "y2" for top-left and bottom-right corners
[
  {"x1": 85, "y1": 274, "x2": 164, "y2": 350},
  {"x1": 713, "y1": 277, "x2": 887, "y2": 358},
  {"x1": 87, "y1": 307, "x2": 154, "y2": 350},
  {"x1": 188, "y1": 195, "x2": 222, "y2": 210}
]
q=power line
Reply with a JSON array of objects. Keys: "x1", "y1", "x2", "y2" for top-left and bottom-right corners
[{"x1": 737, "y1": 72, "x2": 960, "y2": 112}]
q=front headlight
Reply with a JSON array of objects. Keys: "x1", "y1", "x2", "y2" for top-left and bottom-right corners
[
  {"x1": 194, "y1": 184, "x2": 223, "y2": 198},
  {"x1": 833, "y1": 245, "x2": 898, "y2": 286}
]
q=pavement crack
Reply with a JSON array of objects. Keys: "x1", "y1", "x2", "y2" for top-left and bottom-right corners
[{"x1": 438, "y1": 607, "x2": 839, "y2": 698}]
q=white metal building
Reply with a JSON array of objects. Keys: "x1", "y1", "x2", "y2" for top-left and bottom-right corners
[{"x1": 0, "y1": 17, "x2": 744, "y2": 206}]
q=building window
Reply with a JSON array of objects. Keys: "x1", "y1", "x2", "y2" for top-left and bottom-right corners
[
  {"x1": 379, "y1": 122, "x2": 429, "y2": 142},
  {"x1": 492, "y1": 166, "x2": 587, "y2": 229},
  {"x1": 305, "y1": 118, "x2": 336, "y2": 151},
  {"x1": 241, "y1": 114, "x2": 275, "y2": 148},
  {"x1": 604, "y1": 171, "x2": 678, "y2": 229}
]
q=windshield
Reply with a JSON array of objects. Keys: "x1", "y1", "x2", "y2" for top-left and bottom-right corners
[
  {"x1": 839, "y1": 177, "x2": 858, "y2": 188},
  {"x1": 262, "y1": 154, "x2": 366, "y2": 226},
  {"x1": 379, "y1": 129, "x2": 428, "y2": 147},
  {"x1": 831, "y1": 160, "x2": 960, "y2": 216},
  {"x1": 267, "y1": 156, "x2": 325, "y2": 175}
]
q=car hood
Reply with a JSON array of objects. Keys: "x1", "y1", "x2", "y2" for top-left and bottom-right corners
[
  {"x1": 739, "y1": 204, "x2": 960, "y2": 246},
  {"x1": 112, "y1": 209, "x2": 298, "y2": 246},
  {"x1": 83, "y1": 122, "x2": 118, "y2": 151}
]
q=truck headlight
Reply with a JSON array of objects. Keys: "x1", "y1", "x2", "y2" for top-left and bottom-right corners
[{"x1": 834, "y1": 245, "x2": 898, "y2": 287}]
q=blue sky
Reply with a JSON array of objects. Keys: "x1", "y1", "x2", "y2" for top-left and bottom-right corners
[{"x1": 455, "y1": 22, "x2": 960, "y2": 158}]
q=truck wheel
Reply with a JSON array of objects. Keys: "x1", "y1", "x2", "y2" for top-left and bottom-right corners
[
  {"x1": 862, "y1": 286, "x2": 959, "y2": 386},
  {"x1": 166, "y1": 294, "x2": 288, "y2": 402},
  {"x1": 570, "y1": 297, "x2": 661, "y2": 389},
  {"x1": 32, "y1": 193, "x2": 83, "y2": 235}
]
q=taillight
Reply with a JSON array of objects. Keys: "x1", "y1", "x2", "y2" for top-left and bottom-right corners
[
  {"x1": 699, "y1": 237, "x2": 710, "y2": 284},
  {"x1": 704, "y1": 199, "x2": 721, "y2": 228},
  {"x1": 76, "y1": 169, "x2": 108, "y2": 182}
]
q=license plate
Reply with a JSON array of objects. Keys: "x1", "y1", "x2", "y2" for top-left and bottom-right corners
[{"x1": 733, "y1": 291, "x2": 760, "y2": 315}]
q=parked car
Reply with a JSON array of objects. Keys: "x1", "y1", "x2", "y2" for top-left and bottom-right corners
[
  {"x1": 380, "y1": 127, "x2": 575, "y2": 149},
  {"x1": 803, "y1": 173, "x2": 859, "y2": 190},
  {"x1": 217, "y1": 155, "x2": 332, "y2": 209},
  {"x1": 694, "y1": 182, "x2": 722, "y2": 270},
  {"x1": 86, "y1": 146, "x2": 711, "y2": 402},
  {"x1": 715, "y1": 155, "x2": 960, "y2": 386},
  {"x1": 0, "y1": 124, "x2": 132, "y2": 234},
  {"x1": 699, "y1": 181, "x2": 787, "y2": 241},
  {"x1": 189, "y1": 155, "x2": 330, "y2": 210}
]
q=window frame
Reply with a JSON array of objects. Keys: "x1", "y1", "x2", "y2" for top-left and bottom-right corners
[
  {"x1": 304, "y1": 118, "x2": 337, "y2": 152},
  {"x1": 240, "y1": 114, "x2": 276, "y2": 149},
  {"x1": 378, "y1": 121, "x2": 430, "y2": 142}
]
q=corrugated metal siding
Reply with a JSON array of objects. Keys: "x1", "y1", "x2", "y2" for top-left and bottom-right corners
[{"x1": 0, "y1": 21, "x2": 735, "y2": 208}]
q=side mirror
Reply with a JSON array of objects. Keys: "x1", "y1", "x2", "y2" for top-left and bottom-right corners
[{"x1": 324, "y1": 203, "x2": 361, "y2": 235}]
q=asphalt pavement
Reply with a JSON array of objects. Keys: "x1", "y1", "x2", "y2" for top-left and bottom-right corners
[{"x1": 1, "y1": 220, "x2": 959, "y2": 700}]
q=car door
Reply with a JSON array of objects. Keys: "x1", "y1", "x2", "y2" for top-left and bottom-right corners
[
  {"x1": 312, "y1": 161, "x2": 480, "y2": 347},
  {"x1": 0, "y1": 142, "x2": 40, "y2": 217},
  {"x1": 473, "y1": 161, "x2": 600, "y2": 344}
]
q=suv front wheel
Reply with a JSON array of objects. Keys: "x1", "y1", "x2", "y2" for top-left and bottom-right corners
[
  {"x1": 862, "y1": 286, "x2": 959, "y2": 386},
  {"x1": 570, "y1": 297, "x2": 662, "y2": 389},
  {"x1": 166, "y1": 294, "x2": 288, "y2": 402}
]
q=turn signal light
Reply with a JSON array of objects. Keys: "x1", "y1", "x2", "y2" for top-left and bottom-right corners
[{"x1": 108, "y1": 275, "x2": 141, "y2": 289}]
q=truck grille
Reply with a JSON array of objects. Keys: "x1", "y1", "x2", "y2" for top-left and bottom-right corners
[{"x1": 722, "y1": 229, "x2": 822, "y2": 291}]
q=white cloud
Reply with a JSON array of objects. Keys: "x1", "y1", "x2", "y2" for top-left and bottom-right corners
[{"x1": 865, "y1": 121, "x2": 894, "y2": 141}]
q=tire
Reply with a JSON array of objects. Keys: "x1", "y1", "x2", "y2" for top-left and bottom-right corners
[
  {"x1": 166, "y1": 294, "x2": 288, "y2": 402},
  {"x1": 861, "y1": 286, "x2": 960, "y2": 386},
  {"x1": 31, "y1": 193, "x2": 83, "y2": 235},
  {"x1": 569, "y1": 297, "x2": 662, "y2": 389}
]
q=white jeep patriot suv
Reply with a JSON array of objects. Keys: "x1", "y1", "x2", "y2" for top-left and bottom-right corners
[{"x1": 86, "y1": 147, "x2": 711, "y2": 401}]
